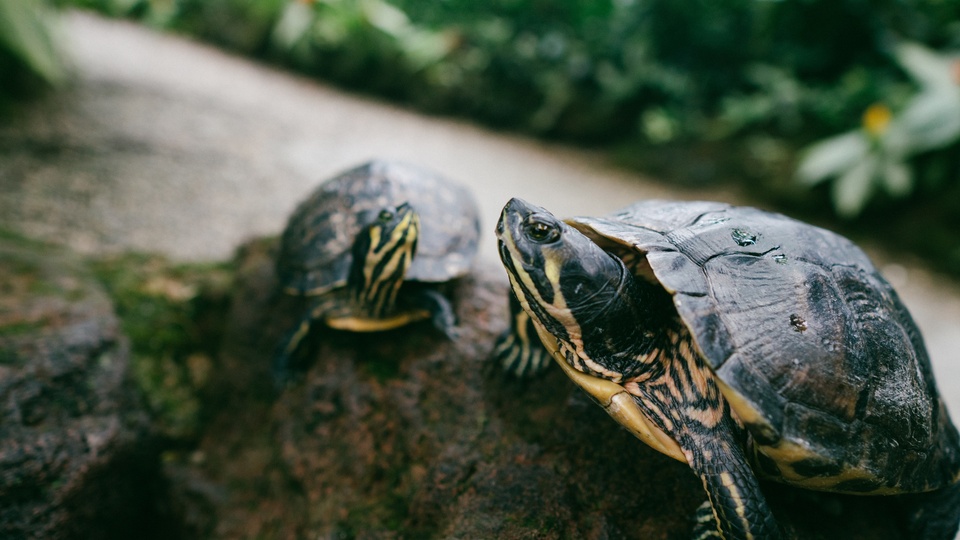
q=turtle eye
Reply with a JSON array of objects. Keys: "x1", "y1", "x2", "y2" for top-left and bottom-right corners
[
  {"x1": 378, "y1": 209, "x2": 395, "y2": 222},
  {"x1": 523, "y1": 217, "x2": 561, "y2": 244}
]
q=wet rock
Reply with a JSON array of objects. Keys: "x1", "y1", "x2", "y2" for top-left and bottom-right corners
[
  {"x1": 0, "y1": 234, "x2": 171, "y2": 539},
  {"x1": 172, "y1": 238, "x2": 911, "y2": 539}
]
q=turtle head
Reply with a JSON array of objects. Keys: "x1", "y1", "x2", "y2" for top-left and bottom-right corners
[
  {"x1": 496, "y1": 198, "x2": 653, "y2": 381},
  {"x1": 348, "y1": 202, "x2": 420, "y2": 317}
]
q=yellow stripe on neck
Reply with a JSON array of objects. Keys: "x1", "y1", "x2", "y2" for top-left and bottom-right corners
[{"x1": 531, "y1": 321, "x2": 687, "y2": 463}]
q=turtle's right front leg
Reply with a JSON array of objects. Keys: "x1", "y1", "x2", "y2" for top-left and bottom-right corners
[
  {"x1": 273, "y1": 301, "x2": 327, "y2": 387},
  {"x1": 494, "y1": 290, "x2": 552, "y2": 377}
]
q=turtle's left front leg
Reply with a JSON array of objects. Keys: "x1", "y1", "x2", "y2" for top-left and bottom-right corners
[
  {"x1": 628, "y1": 361, "x2": 784, "y2": 540},
  {"x1": 273, "y1": 299, "x2": 329, "y2": 386},
  {"x1": 688, "y1": 432, "x2": 782, "y2": 540}
]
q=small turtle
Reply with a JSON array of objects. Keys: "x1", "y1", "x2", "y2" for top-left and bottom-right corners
[
  {"x1": 274, "y1": 160, "x2": 480, "y2": 378},
  {"x1": 495, "y1": 198, "x2": 960, "y2": 539}
]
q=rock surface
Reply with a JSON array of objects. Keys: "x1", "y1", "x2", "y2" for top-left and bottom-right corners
[
  {"x1": 166, "y1": 238, "x2": 911, "y2": 539},
  {"x1": 0, "y1": 235, "x2": 171, "y2": 539},
  {"x1": 0, "y1": 231, "x2": 933, "y2": 538}
]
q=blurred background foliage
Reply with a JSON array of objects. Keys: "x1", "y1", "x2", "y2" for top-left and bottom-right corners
[
  {"x1": 0, "y1": 0, "x2": 65, "y2": 104},
  {"x1": 4, "y1": 0, "x2": 960, "y2": 274}
]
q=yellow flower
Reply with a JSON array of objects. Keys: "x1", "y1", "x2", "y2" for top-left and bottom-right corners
[{"x1": 862, "y1": 103, "x2": 892, "y2": 137}]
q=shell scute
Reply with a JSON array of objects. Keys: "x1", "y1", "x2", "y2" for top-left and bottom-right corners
[
  {"x1": 571, "y1": 199, "x2": 960, "y2": 491},
  {"x1": 277, "y1": 160, "x2": 480, "y2": 295}
]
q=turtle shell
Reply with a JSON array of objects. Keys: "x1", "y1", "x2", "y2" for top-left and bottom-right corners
[
  {"x1": 568, "y1": 200, "x2": 960, "y2": 494},
  {"x1": 277, "y1": 160, "x2": 480, "y2": 295}
]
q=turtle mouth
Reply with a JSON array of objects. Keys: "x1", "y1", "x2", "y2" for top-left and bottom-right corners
[
  {"x1": 495, "y1": 198, "x2": 525, "y2": 266},
  {"x1": 497, "y1": 237, "x2": 511, "y2": 265},
  {"x1": 495, "y1": 198, "x2": 526, "y2": 238}
]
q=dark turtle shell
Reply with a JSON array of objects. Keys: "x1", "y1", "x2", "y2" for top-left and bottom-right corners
[
  {"x1": 568, "y1": 200, "x2": 960, "y2": 494},
  {"x1": 277, "y1": 160, "x2": 481, "y2": 295}
]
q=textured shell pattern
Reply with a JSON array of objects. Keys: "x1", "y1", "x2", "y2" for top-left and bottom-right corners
[
  {"x1": 277, "y1": 160, "x2": 481, "y2": 295},
  {"x1": 569, "y1": 200, "x2": 960, "y2": 491}
]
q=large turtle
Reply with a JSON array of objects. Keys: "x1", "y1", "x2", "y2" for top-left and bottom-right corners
[
  {"x1": 495, "y1": 197, "x2": 960, "y2": 539},
  {"x1": 274, "y1": 160, "x2": 480, "y2": 378}
]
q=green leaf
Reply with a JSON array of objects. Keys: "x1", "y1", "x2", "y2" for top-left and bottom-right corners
[
  {"x1": 795, "y1": 131, "x2": 869, "y2": 186},
  {"x1": 0, "y1": 0, "x2": 64, "y2": 85}
]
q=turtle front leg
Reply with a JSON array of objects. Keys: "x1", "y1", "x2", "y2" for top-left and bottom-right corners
[
  {"x1": 691, "y1": 501, "x2": 724, "y2": 539},
  {"x1": 494, "y1": 291, "x2": 552, "y2": 377},
  {"x1": 627, "y1": 383, "x2": 783, "y2": 540},
  {"x1": 688, "y1": 433, "x2": 782, "y2": 540},
  {"x1": 273, "y1": 299, "x2": 331, "y2": 386},
  {"x1": 273, "y1": 312, "x2": 315, "y2": 386},
  {"x1": 403, "y1": 285, "x2": 459, "y2": 339}
]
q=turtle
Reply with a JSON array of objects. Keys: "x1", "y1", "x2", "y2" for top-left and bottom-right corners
[
  {"x1": 494, "y1": 197, "x2": 960, "y2": 539},
  {"x1": 273, "y1": 160, "x2": 480, "y2": 379}
]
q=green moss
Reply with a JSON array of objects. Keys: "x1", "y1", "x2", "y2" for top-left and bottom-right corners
[
  {"x1": 0, "y1": 230, "x2": 95, "y2": 303},
  {"x1": 0, "y1": 227, "x2": 54, "y2": 248},
  {"x1": 90, "y1": 252, "x2": 233, "y2": 442},
  {"x1": 0, "y1": 318, "x2": 49, "y2": 338},
  {"x1": 0, "y1": 231, "x2": 92, "y2": 370},
  {"x1": 131, "y1": 353, "x2": 203, "y2": 440}
]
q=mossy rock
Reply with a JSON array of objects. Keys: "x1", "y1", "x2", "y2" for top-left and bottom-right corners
[
  {"x1": 0, "y1": 232, "x2": 176, "y2": 539},
  {"x1": 163, "y1": 237, "x2": 909, "y2": 539},
  {"x1": 90, "y1": 252, "x2": 232, "y2": 443}
]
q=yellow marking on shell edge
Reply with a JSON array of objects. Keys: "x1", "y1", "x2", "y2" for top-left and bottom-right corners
[
  {"x1": 758, "y1": 439, "x2": 902, "y2": 494},
  {"x1": 716, "y1": 378, "x2": 773, "y2": 440},
  {"x1": 285, "y1": 285, "x2": 333, "y2": 297},
  {"x1": 532, "y1": 321, "x2": 687, "y2": 464},
  {"x1": 717, "y1": 379, "x2": 901, "y2": 494},
  {"x1": 325, "y1": 309, "x2": 429, "y2": 332}
]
